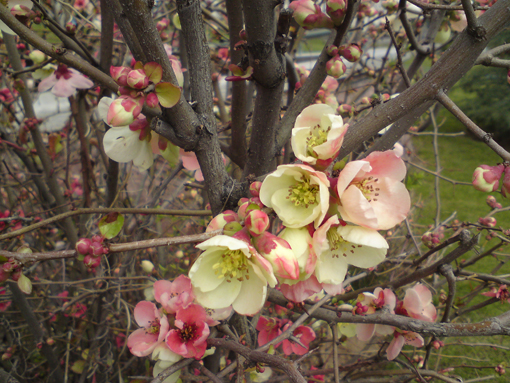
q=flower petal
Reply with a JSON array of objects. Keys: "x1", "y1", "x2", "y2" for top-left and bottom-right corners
[
  {"x1": 103, "y1": 126, "x2": 142, "y2": 162},
  {"x1": 193, "y1": 279, "x2": 242, "y2": 309},
  {"x1": 232, "y1": 265, "x2": 267, "y2": 315}
]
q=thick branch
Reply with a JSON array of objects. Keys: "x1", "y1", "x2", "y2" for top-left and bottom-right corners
[
  {"x1": 268, "y1": 289, "x2": 510, "y2": 338},
  {"x1": 338, "y1": 0, "x2": 510, "y2": 159}
]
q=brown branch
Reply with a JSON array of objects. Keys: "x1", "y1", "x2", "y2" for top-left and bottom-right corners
[
  {"x1": 0, "y1": 208, "x2": 211, "y2": 241},
  {"x1": 151, "y1": 358, "x2": 194, "y2": 383},
  {"x1": 436, "y1": 90, "x2": 510, "y2": 161},
  {"x1": 208, "y1": 338, "x2": 307, "y2": 383},
  {"x1": 385, "y1": 17, "x2": 411, "y2": 88},
  {"x1": 338, "y1": 0, "x2": 510, "y2": 159},
  {"x1": 439, "y1": 264, "x2": 456, "y2": 322},
  {"x1": 0, "y1": 4, "x2": 118, "y2": 93},
  {"x1": 268, "y1": 289, "x2": 510, "y2": 338},
  {"x1": 1, "y1": 230, "x2": 222, "y2": 264}
]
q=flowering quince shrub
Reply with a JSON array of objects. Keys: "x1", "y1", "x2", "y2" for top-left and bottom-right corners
[{"x1": 2, "y1": 0, "x2": 510, "y2": 382}]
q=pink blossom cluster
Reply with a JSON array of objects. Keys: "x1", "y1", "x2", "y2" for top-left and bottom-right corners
[
  {"x1": 75, "y1": 235, "x2": 108, "y2": 271},
  {"x1": 472, "y1": 163, "x2": 510, "y2": 198},
  {"x1": 482, "y1": 284, "x2": 510, "y2": 304},
  {"x1": 325, "y1": 44, "x2": 363, "y2": 79},
  {"x1": 256, "y1": 316, "x2": 316, "y2": 355},
  {"x1": 189, "y1": 104, "x2": 411, "y2": 316},
  {"x1": 356, "y1": 284, "x2": 437, "y2": 360},
  {"x1": 295, "y1": 65, "x2": 339, "y2": 109},
  {"x1": 289, "y1": 0, "x2": 348, "y2": 30},
  {"x1": 107, "y1": 61, "x2": 181, "y2": 129},
  {"x1": 127, "y1": 276, "x2": 229, "y2": 363},
  {"x1": 0, "y1": 257, "x2": 23, "y2": 284}
]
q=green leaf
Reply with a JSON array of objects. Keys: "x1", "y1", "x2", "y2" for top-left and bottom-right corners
[
  {"x1": 98, "y1": 213, "x2": 124, "y2": 239},
  {"x1": 172, "y1": 13, "x2": 181, "y2": 30},
  {"x1": 17, "y1": 274, "x2": 32, "y2": 294},
  {"x1": 71, "y1": 360, "x2": 86, "y2": 374},
  {"x1": 144, "y1": 62, "x2": 163, "y2": 84},
  {"x1": 0, "y1": 255, "x2": 8, "y2": 263},
  {"x1": 155, "y1": 82, "x2": 181, "y2": 108},
  {"x1": 160, "y1": 142, "x2": 180, "y2": 167}
]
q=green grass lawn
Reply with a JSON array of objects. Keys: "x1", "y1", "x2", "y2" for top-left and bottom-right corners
[{"x1": 408, "y1": 103, "x2": 510, "y2": 382}]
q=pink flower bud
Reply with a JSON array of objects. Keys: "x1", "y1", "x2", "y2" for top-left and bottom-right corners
[
  {"x1": 65, "y1": 22, "x2": 76, "y2": 34},
  {"x1": 502, "y1": 167, "x2": 510, "y2": 198},
  {"x1": 478, "y1": 217, "x2": 497, "y2": 227},
  {"x1": 46, "y1": 338, "x2": 55, "y2": 345},
  {"x1": 327, "y1": 44, "x2": 339, "y2": 56},
  {"x1": 110, "y1": 66, "x2": 131, "y2": 87},
  {"x1": 2, "y1": 352, "x2": 12, "y2": 360},
  {"x1": 127, "y1": 69, "x2": 150, "y2": 90},
  {"x1": 289, "y1": 0, "x2": 334, "y2": 30},
  {"x1": 472, "y1": 164, "x2": 504, "y2": 192},
  {"x1": 337, "y1": 103, "x2": 354, "y2": 117},
  {"x1": 89, "y1": 241, "x2": 106, "y2": 257},
  {"x1": 84, "y1": 255, "x2": 101, "y2": 269},
  {"x1": 76, "y1": 238, "x2": 91, "y2": 255},
  {"x1": 249, "y1": 181, "x2": 263, "y2": 198},
  {"x1": 107, "y1": 96, "x2": 143, "y2": 126},
  {"x1": 0, "y1": 268, "x2": 11, "y2": 283},
  {"x1": 252, "y1": 231, "x2": 299, "y2": 280},
  {"x1": 245, "y1": 210, "x2": 270, "y2": 236},
  {"x1": 146, "y1": 92, "x2": 159, "y2": 108},
  {"x1": 326, "y1": 0, "x2": 347, "y2": 25},
  {"x1": 206, "y1": 210, "x2": 239, "y2": 232},
  {"x1": 486, "y1": 195, "x2": 502, "y2": 209},
  {"x1": 10, "y1": 270, "x2": 21, "y2": 282},
  {"x1": 326, "y1": 55, "x2": 346, "y2": 78},
  {"x1": 340, "y1": 44, "x2": 363, "y2": 63}
]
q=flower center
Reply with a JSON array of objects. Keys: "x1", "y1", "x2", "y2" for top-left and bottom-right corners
[
  {"x1": 147, "y1": 318, "x2": 161, "y2": 335},
  {"x1": 55, "y1": 64, "x2": 72, "y2": 80},
  {"x1": 306, "y1": 124, "x2": 330, "y2": 157},
  {"x1": 353, "y1": 176, "x2": 380, "y2": 202},
  {"x1": 287, "y1": 176, "x2": 319, "y2": 208},
  {"x1": 212, "y1": 249, "x2": 250, "y2": 282},
  {"x1": 179, "y1": 322, "x2": 198, "y2": 342},
  {"x1": 326, "y1": 228, "x2": 362, "y2": 257}
]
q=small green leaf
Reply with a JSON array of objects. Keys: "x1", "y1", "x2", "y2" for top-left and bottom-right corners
[
  {"x1": 17, "y1": 274, "x2": 32, "y2": 294},
  {"x1": 98, "y1": 213, "x2": 124, "y2": 239},
  {"x1": 71, "y1": 360, "x2": 86, "y2": 374},
  {"x1": 172, "y1": 13, "x2": 181, "y2": 30},
  {"x1": 155, "y1": 82, "x2": 181, "y2": 108},
  {"x1": 160, "y1": 142, "x2": 180, "y2": 167},
  {"x1": 144, "y1": 62, "x2": 163, "y2": 84},
  {"x1": 0, "y1": 255, "x2": 9, "y2": 263}
]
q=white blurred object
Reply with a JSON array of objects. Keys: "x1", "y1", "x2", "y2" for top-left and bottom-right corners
[{"x1": 32, "y1": 91, "x2": 72, "y2": 132}]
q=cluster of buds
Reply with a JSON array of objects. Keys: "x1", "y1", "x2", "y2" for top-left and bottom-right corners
[
  {"x1": 289, "y1": 0, "x2": 334, "y2": 30},
  {"x1": 329, "y1": 44, "x2": 363, "y2": 63},
  {"x1": 495, "y1": 364, "x2": 506, "y2": 375},
  {"x1": 486, "y1": 195, "x2": 503, "y2": 209},
  {"x1": 337, "y1": 103, "x2": 355, "y2": 118},
  {"x1": 421, "y1": 227, "x2": 445, "y2": 249},
  {"x1": 156, "y1": 18, "x2": 171, "y2": 39},
  {"x1": 206, "y1": 182, "x2": 300, "y2": 281},
  {"x1": 472, "y1": 164, "x2": 510, "y2": 198},
  {"x1": 9, "y1": 4, "x2": 42, "y2": 26},
  {"x1": 482, "y1": 284, "x2": 510, "y2": 304},
  {"x1": 76, "y1": 235, "x2": 108, "y2": 271},
  {"x1": 2, "y1": 346, "x2": 15, "y2": 361},
  {"x1": 432, "y1": 340, "x2": 445, "y2": 349},
  {"x1": 0, "y1": 258, "x2": 23, "y2": 283},
  {"x1": 107, "y1": 61, "x2": 181, "y2": 127}
]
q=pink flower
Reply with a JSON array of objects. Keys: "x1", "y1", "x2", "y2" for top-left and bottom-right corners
[
  {"x1": 154, "y1": 275, "x2": 195, "y2": 314},
  {"x1": 180, "y1": 149, "x2": 203, "y2": 181},
  {"x1": 336, "y1": 150, "x2": 410, "y2": 230},
  {"x1": 281, "y1": 324, "x2": 316, "y2": 355},
  {"x1": 399, "y1": 284, "x2": 437, "y2": 322},
  {"x1": 73, "y1": 0, "x2": 89, "y2": 11},
  {"x1": 289, "y1": 0, "x2": 334, "y2": 30},
  {"x1": 165, "y1": 304, "x2": 210, "y2": 359},
  {"x1": 356, "y1": 288, "x2": 396, "y2": 341},
  {"x1": 386, "y1": 330, "x2": 424, "y2": 360},
  {"x1": 252, "y1": 231, "x2": 300, "y2": 280},
  {"x1": 256, "y1": 316, "x2": 283, "y2": 347},
  {"x1": 38, "y1": 64, "x2": 94, "y2": 98},
  {"x1": 127, "y1": 301, "x2": 170, "y2": 357},
  {"x1": 482, "y1": 285, "x2": 510, "y2": 303},
  {"x1": 280, "y1": 274, "x2": 323, "y2": 302}
]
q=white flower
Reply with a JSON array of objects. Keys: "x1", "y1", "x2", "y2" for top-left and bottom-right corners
[
  {"x1": 313, "y1": 216, "x2": 388, "y2": 285},
  {"x1": 291, "y1": 104, "x2": 347, "y2": 166},
  {"x1": 189, "y1": 235, "x2": 277, "y2": 316},
  {"x1": 99, "y1": 97, "x2": 154, "y2": 171},
  {"x1": 259, "y1": 164, "x2": 330, "y2": 229}
]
